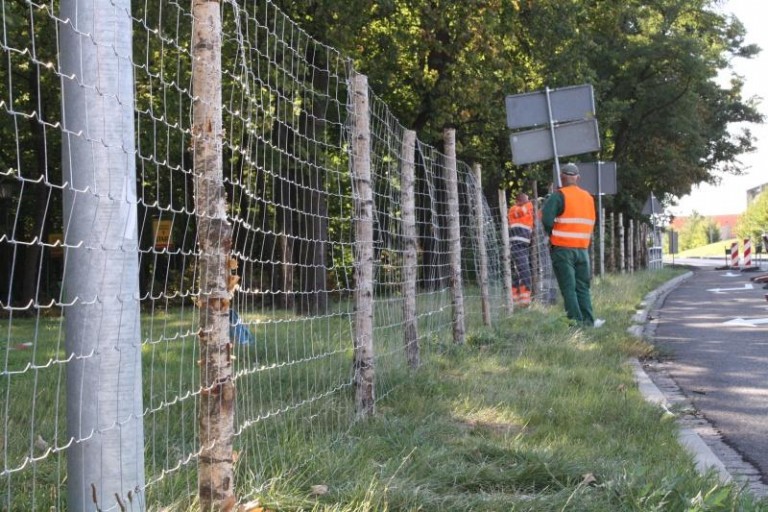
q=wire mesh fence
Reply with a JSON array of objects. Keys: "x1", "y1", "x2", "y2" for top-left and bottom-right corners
[
  {"x1": 0, "y1": 1, "x2": 657, "y2": 510},
  {"x1": 0, "y1": 1, "x2": 508, "y2": 509}
]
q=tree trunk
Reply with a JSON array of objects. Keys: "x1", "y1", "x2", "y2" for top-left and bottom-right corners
[
  {"x1": 297, "y1": 169, "x2": 328, "y2": 315},
  {"x1": 276, "y1": 167, "x2": 295, "y2": 310},
  {"x1": 19, "y1": 64, "x2": 50, "y2": 309},
  {"x1": 296, "y1": 45, "x2": 330, "y2": 315}
]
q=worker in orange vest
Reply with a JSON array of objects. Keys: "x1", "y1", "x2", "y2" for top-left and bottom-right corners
[
  {"x1": 541, "y1": 163, "x2": 604, "y2": 328},
  {"x1": 508, "y1": 192, "x2": 534, "y2": 305}
]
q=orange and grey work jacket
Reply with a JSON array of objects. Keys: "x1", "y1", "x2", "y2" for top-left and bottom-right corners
[
  {"x1": 507, "y1": 201, "x2": 534, "y2": 244},
  {"x1": 549, "y1": 186, "x2": 595, "y2": 249}
]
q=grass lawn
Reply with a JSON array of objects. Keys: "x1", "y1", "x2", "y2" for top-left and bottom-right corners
[{"x1": 2, "y1": 270, "x2": 766, "y2": 510}]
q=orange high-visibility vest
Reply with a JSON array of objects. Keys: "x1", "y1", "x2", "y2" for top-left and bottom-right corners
[
  {"x1": 508, "y1": 201, "x2": 534, "y2": 244},
  {"x1": 550, "y1": 186, "x2": 595, "y2": 249}
]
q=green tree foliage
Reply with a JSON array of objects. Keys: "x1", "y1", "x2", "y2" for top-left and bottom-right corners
[
  {"x1": 0, "y1": 0, "x2": 63, "y2": 306},
  {"x1": 705, "y1": 218, "x2": 722, "y2": 245},
  {"x1": 736, "y1": 191, "x2": 768, "y2": 242},
  {"x1": 272, "y1": 0, "x2": 762, "y2": 211},
  {"x1": 582, "y1": 1, "x2": 762, "y2": 215},
  {"x1": 677, "y1": 211, "x2": 721, "y2": 250}
]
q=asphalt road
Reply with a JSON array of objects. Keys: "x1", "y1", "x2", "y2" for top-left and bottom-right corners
[{"x1": 652, "y1": 259, "x2": 768, "y2": 482}]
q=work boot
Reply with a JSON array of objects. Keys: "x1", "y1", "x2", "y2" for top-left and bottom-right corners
[{"x1": 519, "y1": 285, "x2": 532, "y2": 306}]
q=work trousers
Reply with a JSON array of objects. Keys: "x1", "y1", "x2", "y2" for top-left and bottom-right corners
[
  {"x1": 510, "y1": 242, "x2": 532, "y2": 290},
  {"x1": 550, "y1": 246, "x2": 594, "y2": 326}
]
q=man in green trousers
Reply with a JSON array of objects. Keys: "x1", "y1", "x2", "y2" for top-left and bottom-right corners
[{"x1": 541, "y1": 163, "x2": 605, "y2": 328}]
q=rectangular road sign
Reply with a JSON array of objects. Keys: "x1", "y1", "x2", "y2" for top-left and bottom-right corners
[
  {"x1": 509, "y1": 118, "x2": 601, "y2": 166},
  {"x1": 505, "y1": 84, "x2": 596, "y2": 129},
  {"x1": 563, "y1": 161, "x2": 617, "y2": 196}
]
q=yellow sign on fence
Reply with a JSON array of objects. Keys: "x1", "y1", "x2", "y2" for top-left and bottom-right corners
[
  {"x1": 152, "y1": 219, "x2": 174, "y2": 250},
  {"x1": 48, "y1": 233, "x2": 63, "y2": 258}
]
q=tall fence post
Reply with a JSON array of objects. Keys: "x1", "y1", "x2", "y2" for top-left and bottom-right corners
[
  {"x1": 473, "y1": 164, "x2": 492, "y2": 326},
  {"x1": 640, "y1": 224, "x2": 648, "y2": 269},
  {"x1": 609, "y1": 212, "x2": 616, "y2": 272},
  {"x1": 599, "y1": 207, "x2": 606, "y2": 277},
  {"x1": 628, "y1": 219, "x2": 635, "y2": 273},
  {"x1": 498, "y1": 190, "x2": 514, "y2": 315},
  {"x1": 351, "y1": 72, "x2": 376, "y2": 416},
  {"x1": 443, "y1": 128, "x2": 466, "y2": 344},
  {"x1": 191, "y1": 1, "x2": 236, "y2": 508},
  {"x1": 531, "y1": 181, "x2": 542, "y2": 301},
  {"x1": 619, "y1": 213, "x2": 625, "y2": 273},
  {"x1": 401, "y1": 129, "x2": 420, "y2": 368},
  {"x1": 60, "y1": 0, "x2": 145, "y2": 509}
]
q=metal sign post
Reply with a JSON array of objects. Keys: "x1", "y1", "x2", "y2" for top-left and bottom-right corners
[
  {"x1": 642, "y1": 193, "x2": 664, "y2": 269},
  {"x1": 545, "y1": 88, "x2": 562, "y2": 188},
  {"x1": 505, "y1": 85, "x2": 600, "y2": 181},
  {"x1": 598, "y1": 162, "x2": 604, "y2": 276}
]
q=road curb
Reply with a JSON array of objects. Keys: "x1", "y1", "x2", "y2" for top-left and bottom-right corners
[{"x1": 628, "y1": 271, "x2": 735, "y2": 484}]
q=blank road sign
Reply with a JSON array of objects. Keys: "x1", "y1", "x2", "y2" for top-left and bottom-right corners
[
  {"x1": 572, "y1": 162, "x2": 617, "y2": 196},
  {"x1": 505, "y1": 84, "x2": 596, "y2": 129},
  {"x1": 509, "y1": 118, "x2": 601, "y2": 165}
]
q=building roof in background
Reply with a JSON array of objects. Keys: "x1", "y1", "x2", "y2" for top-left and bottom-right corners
[{"x1": 671, "y1": 214, "x2": 740, "y2": 232}]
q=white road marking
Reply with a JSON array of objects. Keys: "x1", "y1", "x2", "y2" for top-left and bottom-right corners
[
  {"x1": 723, "y1": 317, "x2": 768, "y2": 327},
  {"x1": 707, "y1": 284, "x2": 754, "y2": 294}
]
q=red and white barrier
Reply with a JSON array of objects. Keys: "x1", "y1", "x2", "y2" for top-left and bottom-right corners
[
  {"x1": 743, "y1": 238, "x2": 752, "y2": 268},
  {"x1": 731, "y1": 241, "x2": 739, "y2": 269}
]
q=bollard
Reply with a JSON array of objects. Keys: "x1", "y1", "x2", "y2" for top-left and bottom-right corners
[{"x1": 743, "y1": 239, "x2": 752, "y2": 268}]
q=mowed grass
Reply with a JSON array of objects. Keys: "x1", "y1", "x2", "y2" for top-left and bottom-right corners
[{"x1": 2, "y1": 270, "x2": 766, "y2": 510}]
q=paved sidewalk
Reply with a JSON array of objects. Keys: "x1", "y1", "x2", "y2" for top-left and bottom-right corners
[{"x1": 629, "y1": 271, "x2": 768, "y2": 498}]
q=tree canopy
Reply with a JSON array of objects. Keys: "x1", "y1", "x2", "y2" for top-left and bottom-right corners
[
  {"x1": 272, "y1": 0, "x2": 763, "y2": 212},
  {"x1": 736, "y1": 191, "x2": 768, "y2": 242},
  {"x1": 677, "y1": 211, "x2": 722, "y2": 251}
]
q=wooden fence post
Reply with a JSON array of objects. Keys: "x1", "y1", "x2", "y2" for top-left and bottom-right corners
[
  {"x1": 443, "y1": 128, "x2": 466, "y2": 344},
  {"x1": 498, "y1": 190, "x2": 514, "y2": 315},
  {"x1": 401, "y1": 129, "x2": 420, "y2": 368},
  {"x1": 473, "y1": 164, "x2": 492, "y2": 326},
  {"x1": 191, "y1": 0, "x2": 236, "y2": 507},
  {"x1": 628, "y1": 219, "x2": 635, "y2": 273},
  {"x1": 609, "y1": 212, "x2": 616, "y2": 272},
  {"x1": 351, "y1": 72, "x2": 375, "y2": 417},
  {"x1": 619, "y1": 213, "x2": 625, "y2": 273},
  {"x1": 599, "y1": 207, "x2": 606, "y2": 277}
]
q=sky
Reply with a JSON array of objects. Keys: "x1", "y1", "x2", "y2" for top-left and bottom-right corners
[{"x1": 671, "y1": 0, "x2": 768, "y2": 218}]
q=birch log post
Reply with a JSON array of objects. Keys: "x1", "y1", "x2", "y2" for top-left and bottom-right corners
[
  {"x1": 498, "y1": 190, "x2": 514, "y2": 315},
  {"x1": 473, "y1": 164, "x2": 492, "y2": 326},
  {"x1": 443, "y1": 128, "x2": 465, "y2": 344},
  {"x1": 192, "y1": 0, "x2": 236, "y2": 508},
  {"x1": 351, "y1": 73, "x2": 375, "y2": 416},
  {"x1": 401, "y1": 129, "x2": 420, "y2": 368},
  {"x1": 619, "y1": 213, "x2": 625, "y2": 273}
]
